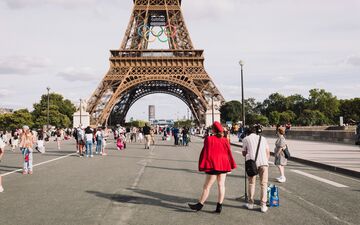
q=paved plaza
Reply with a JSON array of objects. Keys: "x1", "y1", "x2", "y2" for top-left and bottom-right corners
[{"x1": 1, "y1": 136, "x2": 359, "y2": 225}]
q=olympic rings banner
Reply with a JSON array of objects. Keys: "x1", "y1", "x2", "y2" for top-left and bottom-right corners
[{"x1": 137, "y1": 23, "x2": 177, "y2": 43}]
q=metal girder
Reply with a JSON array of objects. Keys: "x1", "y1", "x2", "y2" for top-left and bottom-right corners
[{"x1": 87, "y1": 0, "x2": 225, "y2": 126}]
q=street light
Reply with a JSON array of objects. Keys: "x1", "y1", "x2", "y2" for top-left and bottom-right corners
[
  {"x1": 238, "y1": 60, "x2": 247, "y2": 201},
  {"x1": 79, "y1": 98, "x2": 82, "y2": 125},
  {"x1": 46, "y1": 87, "x2": 50, "y2": 129},
  {"x1": 239, "y1": 60, "x2": 245, "y2": 127}
]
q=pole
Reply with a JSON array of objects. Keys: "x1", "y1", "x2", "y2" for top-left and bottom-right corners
[
  {"x1": 239, "y1": 61, "x2": 247, "y2": 201},
  {"x1": 47, "y1": 87, "x2": 50, "y2": 129},
  {"x1": 79, "y1": 99, "x2": 82, "y2": 125},
  {"x1": 241, "y1": 64, "x2": 245, "y2": 127},
  {"x1": 211, "y1": 95, "x2": 214, "y2": 124}
]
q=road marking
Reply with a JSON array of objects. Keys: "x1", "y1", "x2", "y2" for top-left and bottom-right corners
[
  {"x1": 0, "y1": 153, "x2": 76, "y2": 177},
  {"x1": 291, "y1": 169, "x2": 348, "y2": 188},
  {"x1": 279, "y1": 186, "x2": 354, "y2": 225}
]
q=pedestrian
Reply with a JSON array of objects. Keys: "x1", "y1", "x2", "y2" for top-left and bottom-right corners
[
  {"x1": 356, "y1": 122, "x2": 360, "y2": 145},
  {"x1": 173, "y1": 127, "x2": 179, "y2": 145},
  {"x1": 0, "y1": 134, "x2": 5, "y2": 161},
  {"x1": 55, "y1": 128, "x2": 62, "y2": 150},
  {"x1": 102, "y1": 127, "x2": 110, "y2": 156},
  {"x1": 242, "y1": 125, "x2": 270, "y2": 213},
  {"x1": 95, "y1": 127, "x2": 104, "y2": 155},
  {"x1": 274, "y1": 127, "x2": 288, "y2": 183},
  {"x1": 143, "y1": 123, "x2": 151, "y2": 149},
  {"x1": 19, "y1": 125, "x2": 35, "y2": 175},
  {"x1": 84, "y1": 126, "x2": 94, "y2": 158},
  {"x1": 72, "y1": 127, "x2": 78, "y2": 151},
  {"x1": 188, "y1": 121, "x2": 237, "y2": 213},
  {"x1": 77, "y1": 126, "x2": 85, "y2": 157},
  {"x1": 182, "y1": 127, "x2": 189, "y2": 146},
  {"x1": 35, "y1": 129, "x2": 46, "y2": 153},
  {"x1": 10, "y1": 129, "x2": 19, "y2": 152},
  {"x1": 150, "y1": 127, "x2": 156, "y2": 145}
]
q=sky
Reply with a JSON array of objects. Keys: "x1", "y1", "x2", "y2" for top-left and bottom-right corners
[{"x1": 1, "y1": 0, "x2": 359, "y2": 121}]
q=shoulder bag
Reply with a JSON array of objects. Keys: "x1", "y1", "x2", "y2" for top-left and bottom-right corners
[
  {"x1": 245, "y1": 135, "x2": 262, "y2": 177},
  {"x1": 283, "y1": 145, "x2": 290, "y2": 159}
]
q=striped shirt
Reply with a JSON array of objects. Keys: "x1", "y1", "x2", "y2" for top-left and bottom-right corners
[{"x1": 243, "y1": 133, "x2": 269, "y2": 167}]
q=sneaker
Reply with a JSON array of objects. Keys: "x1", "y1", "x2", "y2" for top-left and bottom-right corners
[
  {"x1": 95, "y1": 152, "x2": 98, "y2": 155},
  {"x1": 0, "y1": 186, "x2": 4, "y2": 193},
  {"x1": 102, "y1": 153, "x2": 107, "y2": 156},
  {"x1": 278, "y1": 176, "x2": 286, "y2": 183},
  {"x1": 28, "y1": 171, "x2": 33, "y2": 175},
  {"x1": 86, "y1": 155, "x2": 89, "y2": 158},
  {"x1": 90, "y1": 155, "x2": 94, "y2": 158},
  {"x1": 79, "y1": 155, "x2": 83, "y2": 158},
  {"x1": 261, "y1": 205, "x2": 268, "y2": 213},
  {"x1": 245, "y1": 203, "x2": 254, "y2": 210}
]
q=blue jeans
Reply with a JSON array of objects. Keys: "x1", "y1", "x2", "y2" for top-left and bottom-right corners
[
  {"x1": 96, "y1": 139, "x2": 102, "y2": 154},
  {"x1": 85, "y1": 141, "x2": 92, "y2": 156},
  {"x1": 22, "y1": 148, "x2": 33, "y2": 172}
]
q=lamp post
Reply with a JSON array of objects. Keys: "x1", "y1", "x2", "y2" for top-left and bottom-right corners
[
  {"x1": 239, "y1": 60, "x2": 245, "y2": 127},
  {"x1": 46, "y1": 87, "x2": 50, "y2": 130},
  {"x1": 238, "y1": 60, "x2": 248, "y2": 201},
  {"x1": 79, "y1": 99, "x2": 82, "y2": 125},
  {"x1": 211, "y1": 95, "x2": 215, "y2": 124}
]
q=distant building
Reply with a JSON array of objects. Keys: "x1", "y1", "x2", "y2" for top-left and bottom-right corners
[
  {"x1": 151, "y1": 119, "x2": 174, "y2": 127},
  {"x1": 0, "y1": 108, "x2": 13, "y2": 114},
  {"x1": 149, "y1": 105, "x2": 155, "y2": 122}
]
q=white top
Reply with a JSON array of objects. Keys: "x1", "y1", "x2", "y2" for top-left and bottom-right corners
[
  {"x1": 85, "y1": 133, "x2": 93, "y2": 142},
  {"x1": 243, "y1": 133, "x2": 269, "y2": 167}
]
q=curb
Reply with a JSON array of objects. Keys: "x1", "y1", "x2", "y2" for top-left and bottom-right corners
[{"x1": 195, "y1": 135, "x2": 360, "y2": 179}]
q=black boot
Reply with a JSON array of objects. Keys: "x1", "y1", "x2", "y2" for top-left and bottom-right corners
[
  {"x1": 188, "y1": 202, "x2": 203, "y2": 211},
  {"x1": 214, "y1": 203, "x2": 222, "y2": 213}
]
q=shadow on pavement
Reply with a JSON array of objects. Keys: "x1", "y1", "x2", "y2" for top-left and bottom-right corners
[{"x1": 86, "y1": 190, "x2": 190, "y2": 212}]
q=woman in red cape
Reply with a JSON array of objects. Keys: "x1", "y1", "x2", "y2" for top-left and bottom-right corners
[{"x1": 188, "y1": 121, "x2": 237, "y2": 213}]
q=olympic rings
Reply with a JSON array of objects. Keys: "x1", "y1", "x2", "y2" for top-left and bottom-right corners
[{"x1": 137, "y1": 23, "x2": 177, "y2": 43}]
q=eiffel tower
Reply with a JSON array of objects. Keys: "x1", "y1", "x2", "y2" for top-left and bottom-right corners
[{"x1": 87, "y1": 0, "x2": 225, "y2": 126}]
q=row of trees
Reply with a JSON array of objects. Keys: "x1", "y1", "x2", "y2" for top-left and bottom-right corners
[
  {"x1": 0, "y1": 93, "x2": 76, "y2": 130},
  {"x1": 220, "y1": 89, "x2": 360, "y2": 126}
]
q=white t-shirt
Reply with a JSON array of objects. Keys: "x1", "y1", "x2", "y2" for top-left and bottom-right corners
[
  {"x1": 243, "y1": 133, "x2": 269, "y2": 167},
  {"x1": 85, "y1": 133, "x2": 93, "y2": 142}
]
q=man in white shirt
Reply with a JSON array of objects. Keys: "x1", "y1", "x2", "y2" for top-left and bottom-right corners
[{"x1": 242, "y1": 125, "x2": 270, "y2": 213}]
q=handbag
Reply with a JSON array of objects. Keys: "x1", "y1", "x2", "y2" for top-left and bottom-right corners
[
  {"x1": 245, "y1": 135, "x2": 262, "y2": 177},
  {"x1": 283, "y1": 145, "x2": 290, "y2": 159}
]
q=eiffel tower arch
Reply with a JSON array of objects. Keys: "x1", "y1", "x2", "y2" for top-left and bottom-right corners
[{"x1": 87, "y1": 0, "x2": 225, "y2": 126}]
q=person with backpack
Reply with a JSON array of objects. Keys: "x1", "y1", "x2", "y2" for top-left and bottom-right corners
[
  {"x1": 84, "y1": 126, "x2": 94, "y2": 158},
  {"x1": 242, "y1": 125, "x2": 270, "y2": 213},
  {"x1": 143, "y1": 123, "x2": 151, "y2": 149},
  {"x1": 77, "y1": 126, "x2": 85, "y2": 157},
  {"x1": 95, "y1": 127, "x2": 104, "y2": 155}
]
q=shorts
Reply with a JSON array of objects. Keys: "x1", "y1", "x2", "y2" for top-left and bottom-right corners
[{"x1": 205, "y1": 170, "x2": 228, "y2": 175}]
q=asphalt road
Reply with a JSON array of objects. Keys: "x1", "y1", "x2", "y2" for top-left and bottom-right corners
[{"x1": 0, "y1": 136, "x2": 359, "y2": 225}]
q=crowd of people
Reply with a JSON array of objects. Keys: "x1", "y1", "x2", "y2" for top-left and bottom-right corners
[{"x1": 0, "y1": 120, "x2": 307, "y2": 214}]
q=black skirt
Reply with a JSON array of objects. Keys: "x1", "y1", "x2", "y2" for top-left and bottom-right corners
[{"x1": 205, "y1": 170, "x2": 228, "y2": 175}]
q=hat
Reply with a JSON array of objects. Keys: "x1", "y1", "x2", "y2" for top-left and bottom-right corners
[{"x1": 212, "y1": 121, "x2": 223, "y2": 133}]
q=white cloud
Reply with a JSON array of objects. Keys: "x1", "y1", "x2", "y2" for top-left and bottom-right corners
[
  {"x1": 347, "y1": 55, "x2": 360, "y2": 66},
  {"x1": 57, "y1": 67, "x2": 100, "y2": 82},
  {"x1": 0, "y1": 56, "x2": 51, "y2": 75},
  {"x1": 0, "y1": 89, "x2": 11, "y2": 98}
]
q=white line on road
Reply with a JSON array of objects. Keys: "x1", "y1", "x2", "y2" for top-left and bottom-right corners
[
  {"x1": 0, "y1": 153, "x2": 76, "y2": 177},
  {"x1": 291, "y1": 169, "x2": 349, "y2": 188}
]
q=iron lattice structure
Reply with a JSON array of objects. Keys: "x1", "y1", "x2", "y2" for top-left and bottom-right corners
[{"x1": 87, "y1": 0, "x2": 225, "y2": 125}]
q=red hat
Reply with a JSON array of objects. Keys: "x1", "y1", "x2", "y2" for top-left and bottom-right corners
[{"x1": 212, "y1": 121, "x2": 223, "y2": 133}]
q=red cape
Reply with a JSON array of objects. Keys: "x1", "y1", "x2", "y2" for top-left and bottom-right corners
[{"x1": 198, "y1": 136, "x2": 237, "y2": 172}]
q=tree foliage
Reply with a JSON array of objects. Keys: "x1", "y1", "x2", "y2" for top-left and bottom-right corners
[{"x1": 221, "y1": 89, "x2": 358, "y2": 126}]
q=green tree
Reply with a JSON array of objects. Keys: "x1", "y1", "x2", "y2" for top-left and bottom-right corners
[
  {"x1": 307, "y1": 89, "x2": 339, "y2": 124},
  {"x1": 286, "y1": 94, "x2": 306, "y2": 117},
  {"x1": 339, "y1": 98, "x2": 360, "y2": 123},
  {"x1": 268, "y1": 111, "x2": 280, "y2": 125},
  {"x1": 32, "y1": 93, "x2": 76, "y2": 128},
  {"x1": 262, "y1": 93, "x2": 287, "y2": 117},
  {"x1": 220, "y1": 100, "x2": 242, "y2": 123},
  {"x1": 279, "y1": 110, "x2": 296, "y2": 125},
  {"x1": 0, "y1": 109, "x2": 34, "y2": 130},
  {"x1": 296, "y1": 109, "x2": 329, "y2": 126}
]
